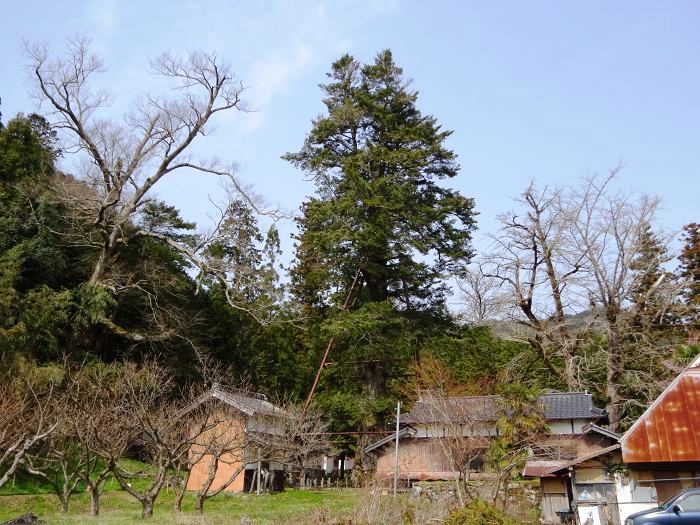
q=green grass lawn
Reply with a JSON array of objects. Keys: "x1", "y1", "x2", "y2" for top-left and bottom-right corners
[
  {"x1": 0, "y1": 458, "x2": 157, "y2": 497},
  {"x1": 0, "y1": 459, "x2": 362, "y2": 524},
  {"x1": 0, "y1": 488, "x2": 363, "y2": 524}
]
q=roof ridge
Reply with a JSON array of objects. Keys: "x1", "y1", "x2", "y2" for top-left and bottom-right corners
[{"x1": 539, "y1": 391, "x2": 591, "y2": 396}]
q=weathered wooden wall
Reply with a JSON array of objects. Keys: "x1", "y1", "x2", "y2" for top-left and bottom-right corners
[{"x1": 375, "y1": 438, "x2": 459, "y2": 480}]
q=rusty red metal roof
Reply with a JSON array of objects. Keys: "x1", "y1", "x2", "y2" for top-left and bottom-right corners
[{"x1": 621, "y1": 353, "x2": 700, "y2": 464}]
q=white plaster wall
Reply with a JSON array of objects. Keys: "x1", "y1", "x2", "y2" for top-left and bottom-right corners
[
  {"x1": 415, "y1": 419, "x2": 589, "y2": 437},
  {"x1": 415, "y1": 423, "x2": 498, "y2": 437},
  {"x1": 549, "y1": 419, "x2": 588, "y2": 435},
  {"x1": 615, "y1": 474, "x2": 656, "y2": 524}
]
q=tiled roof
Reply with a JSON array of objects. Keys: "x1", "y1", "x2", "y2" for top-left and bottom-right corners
[
  {"x1": 401, "y1": 392, "x2": 605, "y2": 425},
  {"x1": 182, "y1": 384, "x2": 284, "y2": 418},
  {"x1": 542, "y1": 444, "x2": 621, "y2": 476},
  {"x1": 210, "y1": 385, "x2": 283, "y2": 417},
  {"x1": 363, "y1": 427, "x2": 416, "y2": 454}
]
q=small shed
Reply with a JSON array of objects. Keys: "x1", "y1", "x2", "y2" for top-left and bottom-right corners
[
  {"x1": 524, "y1": 425, "x2": 621, "y2": 524},
  {"x1": 530, "y1": 353, "x2": 700, "y2": 525},
  {"x1": 183, "y1": 385, "x2": 286, "y2": 493},
  {"x1": 540, "y1": 444, "x2": 623, "y2": 525},
  {"x1": 619, "y1": 352, "x2": 700, "y2": 503}
]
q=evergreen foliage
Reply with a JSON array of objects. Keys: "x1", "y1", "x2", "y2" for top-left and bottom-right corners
[
  {"x1": 680, "y1": 222, "x2": 700, "y2": 320},
  {"x1": 284, "y1": 50, "x2": 477, "y2": 429}
]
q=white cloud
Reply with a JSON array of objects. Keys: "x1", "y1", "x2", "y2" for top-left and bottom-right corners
[{"x1": 249, "y1": 44, "x2": 314, "y2": 108}]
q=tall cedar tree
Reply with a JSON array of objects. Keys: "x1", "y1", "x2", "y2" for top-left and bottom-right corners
[
  {"x1": 628, "y1": 222, "x2": 672, "y2": 328},
  {"x1": 680, "y1": 223, "x2": 700, "y2": 323},
  {"x1": 285, "y1": 51, "x2": 476, "y2": 313},
  {"x1": 284, "y1": 51, "x2": 476, "y2": 424}
]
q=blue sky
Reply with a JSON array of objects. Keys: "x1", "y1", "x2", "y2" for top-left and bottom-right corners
[{"x1": 2, "y1": 0, "x2": 699, "y2": 262}]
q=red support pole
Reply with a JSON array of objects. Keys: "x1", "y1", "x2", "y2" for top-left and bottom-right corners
[{"x1": 302, "y1": 264, "x2": 364, "y2": 418}]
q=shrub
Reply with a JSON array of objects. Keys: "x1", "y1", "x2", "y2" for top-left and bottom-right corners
[{"x1": 443, "y1": 499, "x2": 520, "y2": 525}]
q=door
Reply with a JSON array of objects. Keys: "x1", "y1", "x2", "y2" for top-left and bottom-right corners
[
  {"x1": 575, "y1": 483, "x2": 619, "y2": 525},
  {"x1": 655, "y1": 472, "x2": 682, "y2": 503},
  {"x1": 601, "y1": 483, "x2": 620, "y2": 525}
]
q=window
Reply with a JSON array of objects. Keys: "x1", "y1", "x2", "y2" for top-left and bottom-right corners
[
  {"x1": 575, "y1": 483, "x2": 614, "y2": 503},
  {"x1": 679, "y1": 494, "x2": 700, "y2": 512}
]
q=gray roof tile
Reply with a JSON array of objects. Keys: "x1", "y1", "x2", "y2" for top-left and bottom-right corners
[{"x1": 401, "y1": 392, "x2": 604, "y2": 424}]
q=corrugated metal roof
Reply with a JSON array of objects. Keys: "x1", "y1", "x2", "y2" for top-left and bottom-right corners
[
  {"x1": 621, "y1": 353, "x2": 700, "y2": 464},
  {"x1": 401, "y1": 392, "x2": 604, "y2": 425}
]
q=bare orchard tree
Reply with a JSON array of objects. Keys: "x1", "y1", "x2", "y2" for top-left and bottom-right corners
[
  {"x1": 23, "y1": 416, "x2": 83, "y2": 514},
  {"x1": 25, "y1": 38, "x2": 278, "y2": 337},
  {"x1": 187, "y1": 412, "x2": 250, "y2": 513},
  {"x1": 273, "y1": 404, "x2": 331, "y2": 488},
  {"x1": 108, "y1": 360, "x2": 220, "y2": 519},
  {"x1": 173, "y1": 360, "x2": 266, "y2": 513},
  {"x1": 0, "y1": 372, "x2": 58, "y2": 488},
  {"x1": 60, "y1": 362, "x2": 140, "y2": 516}
]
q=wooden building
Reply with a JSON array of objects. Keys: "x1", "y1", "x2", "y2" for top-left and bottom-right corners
[
  {"x1": 365, "y1": 392, "x2": 607, "y2": 482},
  {"x1": 618, "y1": 352, "x2": 700, "y2": 514},
  {"x1": 530, "y1": 353, "x2": 700, "y2": 525},
  {"x1": 537, "y1": 443, "x2": 623, "y2": 525},
  {"x1": 184, "y1": 385, "x2": 286, "y2": 493}
]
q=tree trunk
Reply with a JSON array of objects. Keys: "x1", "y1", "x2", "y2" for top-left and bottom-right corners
[
  {"x1": 89, "y1": 486, "x2": 100, "y2": 516},
  {"x1": 174, "y1": 468, "x2": 191, "y2": 512},
  {"x1": 59, "y1": 494, "x2": 69, "y2": 514},
  {"x1": 606, "y1": 332, "x2": 625, "y2": 433},
  {"x1": 141, "y1": 498, "x2": 155, "y2": 519},
  {"x1": 174, "y1": 487, "x2": 185, "y2": 512}
]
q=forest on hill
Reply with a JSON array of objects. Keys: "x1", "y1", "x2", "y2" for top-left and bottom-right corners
[{"x1": 2, "y1": 39, "x2": 699, "y2": 460}]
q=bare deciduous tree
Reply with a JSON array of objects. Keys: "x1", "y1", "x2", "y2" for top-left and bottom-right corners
[
  {"x1": 274, "y1": 404, "x2": 331, "y2": 488},
  {"x1": 565, "y1": 174, "x2": 682, "y2": 430},
  {"x1": 477, "y1": 181, "x2": 586, "y2": 387},
  {"x1": 403, "y1": 357, "x2": 492, "y2": 505},
  {"x1": 0, "y1": 373, "x2": 58, "y2": 489},
  {"x1": 464, "y1": 171, "x2": 684, "y2": 431},
  {"x1": 456, "y1": 267, "x2": 505, "y2": 325},
  {"x1": 413, "y1": 392, "x2": 490, "y2": 505},
  {"x1": 24, "y1": 38, "x2": 279, "y2": 344}
]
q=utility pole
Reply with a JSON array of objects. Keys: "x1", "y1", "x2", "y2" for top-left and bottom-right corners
[{"x1": 393, "y1": 401, "x2": 401, "y2": 497}]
